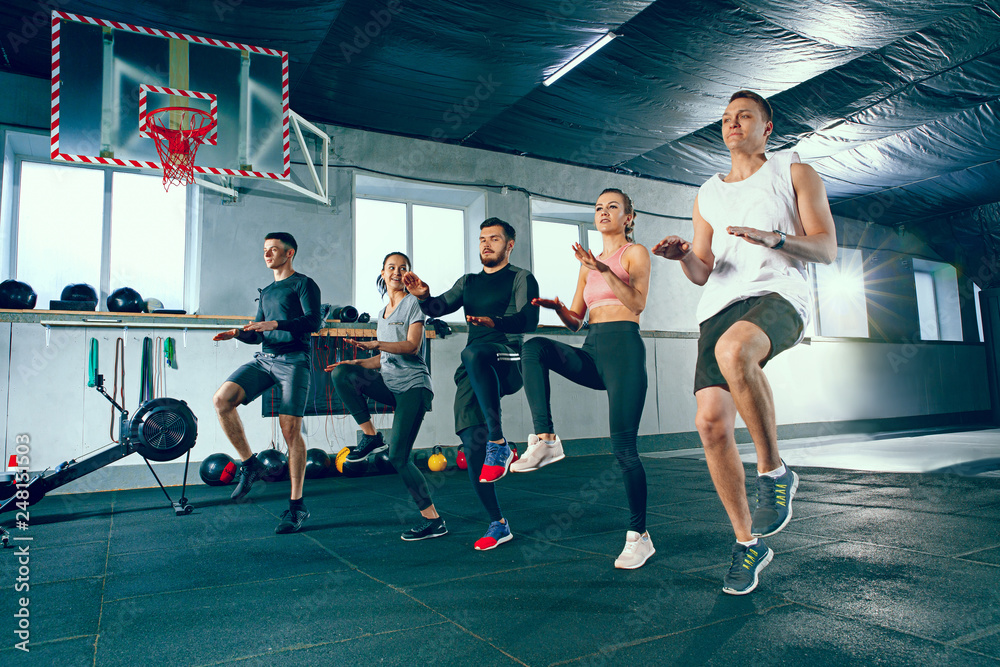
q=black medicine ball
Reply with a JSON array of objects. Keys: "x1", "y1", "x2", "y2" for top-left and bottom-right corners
[
  {"x1": 0, "y1": 280, "x2": 37, "y2": 309},
  {"x1": 61, "y1": 283, "x2": 98, "y2": 302},
  {"x1": 108, "y1": 287, "x2": 144, "y2": 313},
  {"x1": 199, "y1": 453, "x2": 237, "y2": 486}
]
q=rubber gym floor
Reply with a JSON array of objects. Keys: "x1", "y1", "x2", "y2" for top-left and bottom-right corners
[{"x1": 2, "y1": 452, "x2": 999, "y2": 666}]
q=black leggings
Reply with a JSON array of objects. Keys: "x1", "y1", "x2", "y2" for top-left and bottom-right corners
[
  {"x1": 329, "y1": 364, "x2": 434, "y2": 511},
  {"x1": 458, "y1": 343, "x2": 523, "y2": 441},
  {"x1": 460, "y1": 425, "x2": 503, "y2": 523},
  {"x1": 521, "y1": 321, "x2": 648, "y2": 532}
]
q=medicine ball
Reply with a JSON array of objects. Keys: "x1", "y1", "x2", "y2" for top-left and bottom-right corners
[
  {"x1": 374, "y1": 452, "x2": 395, "y2": 475},
  {"x1": 200, "y1": 453, "x2": 237, "y2": 486},
  {"x1": 61, "y1": 283, "x2": 98, "y2": 302},
  {"x1": 341, "y1": 451, "x2": 369, "y2": 478},
  {"x1": 108, "y1": 287, "x2": 144, "y2": 313},
  {"x1": 257, "y1": 448, "x2": 288, "y2": 482},
  {"x1": 334, "y1": 305, "x2": 359, "y2": 323},
  {"x1": 0, "y1": 280, "x2": 37, "y2": 310},
  {"x1": 304, "y1": 448, "x2": 332, "y2": 479}
]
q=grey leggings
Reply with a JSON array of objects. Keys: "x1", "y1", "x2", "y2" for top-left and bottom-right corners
[
  {"x1": 329, "y1": 364, "x2": 434, "y2": 511},
  {"x1": 521, "y1": 321, "x2": 648, "y2": 532}
]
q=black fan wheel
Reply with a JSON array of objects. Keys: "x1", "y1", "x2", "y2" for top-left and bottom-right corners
[{"x1": 128, "y1": 398, "x2": 198, "y2": 462}]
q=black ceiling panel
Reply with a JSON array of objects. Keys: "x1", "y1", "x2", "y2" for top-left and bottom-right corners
[{"x1": 1, "y1": 0, "x2": 999, "y2": 276}]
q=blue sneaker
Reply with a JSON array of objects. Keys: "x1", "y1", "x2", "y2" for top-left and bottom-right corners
[
  {"x1": 474, "y1": 520, "x2": 512, "y2": 551},
  {"x1": 723, "y1": 539, "x2": 773, "y2": 595},
  {"x1": 479, "y1": 440, "x2": 513, "y2": 483},
  {"x1": 751, "y1": 463, "x2": 799, "y2": 537}
]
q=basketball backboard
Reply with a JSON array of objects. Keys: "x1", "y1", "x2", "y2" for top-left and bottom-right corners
[{"x1": 50, "y1": 11, "x2": 290, "y2": 181}]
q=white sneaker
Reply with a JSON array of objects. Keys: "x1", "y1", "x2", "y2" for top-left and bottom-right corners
[
  {"x1": 510, "y1": 435, "x2": 565, "y2": 473},
  {"x1": 614, "y1": 530, "x2": 655, "y2": 569}
]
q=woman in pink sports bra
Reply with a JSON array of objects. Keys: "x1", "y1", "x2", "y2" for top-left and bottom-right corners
[{"x1": 512, "y1": 188, "x2": 655, "y2": 570}]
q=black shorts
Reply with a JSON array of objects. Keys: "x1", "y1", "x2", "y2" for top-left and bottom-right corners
[
  {"x1": 226, "y1": 351, "x2": 311, "y2": 417},
  {"x1": 694, "y1": 293, "x2": 803, "y2": 394}
]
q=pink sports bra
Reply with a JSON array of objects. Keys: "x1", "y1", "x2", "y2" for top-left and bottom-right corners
[{"x1": 583, "y1": 243, "x2": 632, "y2": 310}]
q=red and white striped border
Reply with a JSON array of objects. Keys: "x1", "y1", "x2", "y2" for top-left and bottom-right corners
[
  {"x1": 51, "y1": 10, "x2": 284, "y2": 56},
  {"x1": 50, "y1": 11, "x2": 291, "y2": 180},
  {"x1": 50, "y1": 14, "x2": 60, "y2": 160},
  {"x1": 138, "y1": 85, "x2": 218, "y2": 144}
]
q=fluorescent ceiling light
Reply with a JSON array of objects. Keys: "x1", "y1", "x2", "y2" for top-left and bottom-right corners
[{"x1": 543, "y1": 31, "x2": 618, "y2": 87}]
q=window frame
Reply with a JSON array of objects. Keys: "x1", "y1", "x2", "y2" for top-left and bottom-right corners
[
  {"x1": 9, "y1": 153, "x2": 199, "y2": 311},
  {"x1": 351, "y1": 187, "x2": 471, "y2": 318}
]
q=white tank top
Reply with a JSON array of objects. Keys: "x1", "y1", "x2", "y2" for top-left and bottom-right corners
[{"x1": 695, "y1": 151, "x2": 811, "y2": 332}]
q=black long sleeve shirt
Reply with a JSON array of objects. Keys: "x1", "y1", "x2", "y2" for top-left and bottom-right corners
[
  {"x1": 418, "y1": 264, "x2": 539, "y2": 350},
  {"x1": 236, "y1": 273, "x2": 322, "y2": 355}
]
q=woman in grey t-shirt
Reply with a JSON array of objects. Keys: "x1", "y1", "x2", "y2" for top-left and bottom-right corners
[{"x1": 326, "y1": 252, "x2": 445, "y2": 541}]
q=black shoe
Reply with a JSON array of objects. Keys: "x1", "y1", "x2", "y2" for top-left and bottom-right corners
[
  {"x1": 348, "y1": 432, "x2": 387, "y2": 462},
  {"x1": 401, "y1": 517, "x2": 448, "y2": 541},
  {"x1": 231, "y1": 456, "x2": 264, "y2": 500},
  {"x1": 275, "y1": 506, "x2": 310, "y2": 534}
]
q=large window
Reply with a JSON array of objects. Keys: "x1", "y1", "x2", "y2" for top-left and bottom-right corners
[
  {"x1": 15, "y1": 160, "x2": 189, "y2": 310},
  {"x1": 531, "y1": 199, "x2": 601, "y2": 326},
  {"x1": 913, "y1": 258, "x2": 962, "y2": 341},
  {"x1": 812, "y1": 247, "x2": 868, "y2": 338},
  {"x1": 353, "y1": 182, "x2": 470, "y2": 321},
  {"x1": 16, "y1": 162, "x2": 104, "y2": 306}
]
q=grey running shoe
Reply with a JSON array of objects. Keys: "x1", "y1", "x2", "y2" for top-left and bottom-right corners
[
  {"x1": 401, "y1": 517, "x2": 448, "y2": 541},
  {"x1": 231, "y1": 456, "x2": 264, "y2": 501},
  {"x1": 348, "y1": 432, "x2": 387, "y2": 462},
  {"x1": 751, "y1": 464, "x2": 799, "y2": 537},
  {"x1": 275, "y1": 506, "x2": 310, "y2": 534},
  {"x1": 723, "y1": 540, "x2": 773, "y2": 595}
]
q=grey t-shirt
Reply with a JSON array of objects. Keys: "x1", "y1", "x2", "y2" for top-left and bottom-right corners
[{"x1": 378, "y1": 293, "x2": 433, "y2": 394}]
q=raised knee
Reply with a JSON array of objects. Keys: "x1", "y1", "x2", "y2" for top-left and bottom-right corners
[
  {"x1": 462, "y1": 347, "x2": 495, "y2": 375},
  {"x1": 213, "y1": 389, "x2": 236, "y2": 413},
  {"x1": 460, "y1": 346, "x2": 480, "y2": 366},
  {"x1": 521, "y1": 338, "x2": 546, "y2": 361},
  {"x1": 714, "y1": 338, "x2": 752, "y2": 379}
]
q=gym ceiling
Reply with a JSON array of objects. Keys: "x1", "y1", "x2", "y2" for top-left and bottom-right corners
[{"x1": 2, "y1": 0, "x2": 998, "y2": 284}]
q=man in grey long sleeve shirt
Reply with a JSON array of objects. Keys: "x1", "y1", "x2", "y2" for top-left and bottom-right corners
[{"x1": 212, "y1": 232, "x2": 322, "y2": 534}]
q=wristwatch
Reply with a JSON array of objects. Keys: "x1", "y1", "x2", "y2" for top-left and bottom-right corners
[{"x1": 771, "y1": 229, "x2": 786, "y2": 249}]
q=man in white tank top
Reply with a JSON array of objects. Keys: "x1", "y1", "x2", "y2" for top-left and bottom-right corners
[{"x1": 653, "y1": 90, "x2": 837, "y2": 595}]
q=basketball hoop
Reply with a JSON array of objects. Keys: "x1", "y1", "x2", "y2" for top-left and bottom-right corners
[{"x1": 147, "y1": 107, "x2": 216, "y2": 191}]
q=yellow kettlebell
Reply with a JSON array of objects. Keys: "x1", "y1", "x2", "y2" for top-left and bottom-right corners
[
  {"x1": 335, "y1": 446, "x2": 351, "y2": 474},
  {"x1": 427, "y1": 445, "x2": 447, "y2": 472}
]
